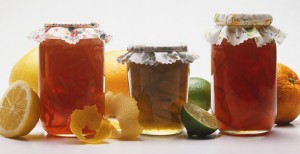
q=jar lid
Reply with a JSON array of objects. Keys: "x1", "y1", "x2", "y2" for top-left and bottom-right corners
[
  {"x1": 214, "y1": 13, "x2": 273, "y2": 26},
  {"x1": 28, "y1": 22, "x2": 111, "y2": 44},
  {"x1": 127, "y1": 45, "x2": 187, "y2": 52},
  {"x1": 44, "y1": 23, "x2": 99, "y2": 28},
  {"x1": 117, "y1": 45, "x2": 199, "y2": 66},
  {"x1": 206, "y1": 13, "x2": 286, "y2": 47}
]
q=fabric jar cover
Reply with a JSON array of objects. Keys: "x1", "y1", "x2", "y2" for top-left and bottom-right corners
[
  {"x1": 206, "y1": 13, "x2": 286, "y2": 47},
  {"x1": 117, "y1": 45, "x2": 199, "y2": 66},
  {"x1": 28, "y1": 23, "x2": 111, "y2": 44}
]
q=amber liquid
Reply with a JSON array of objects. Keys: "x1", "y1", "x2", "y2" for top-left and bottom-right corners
[
  {"x1": 211, "y1": 39, "x2": 277, "y2": 135},
  {"x1": 39, "y1": 39, "x2": 105, "y2": 136},
  {"x1": 128, "y1": 62, "x2": 189, "y2": 135}
]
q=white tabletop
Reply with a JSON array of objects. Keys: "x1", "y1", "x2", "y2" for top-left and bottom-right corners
[
  {"x1": 1, "y1": 119, "x2": 300, "y2": 154},
  {"x1": 1, "y1": 0, "x2": 300, "y2": 154}
]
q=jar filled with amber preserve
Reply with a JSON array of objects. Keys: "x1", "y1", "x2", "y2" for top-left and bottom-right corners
[
  {"x1": 118, "y1": 45, "x2": 198, "y2": 135},
  {"x1": 29, "y1": 23, "x2": 111, "y2": 136},
  {"x1": 206, "y1": 14, "x2": 286, "y2": 135}
]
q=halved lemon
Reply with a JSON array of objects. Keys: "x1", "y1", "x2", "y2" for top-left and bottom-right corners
[{"x1": 0, "y1": 81, "x2": 40, "y2": 137}]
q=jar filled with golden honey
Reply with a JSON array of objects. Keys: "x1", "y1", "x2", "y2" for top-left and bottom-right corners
[
  {"x1": 206, "y1": 14, "x2": 286, "y2": 135},
  {"x1": 29, "y1": 23, "x2": 111, "y2": 136},
  {"x1": 118, "y1": 45, "x2": 198, "y2": 135}
]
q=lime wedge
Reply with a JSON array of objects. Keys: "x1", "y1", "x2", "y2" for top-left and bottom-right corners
[{"x1": 181, "y1": 103, "x2": 218, "y2": 137}]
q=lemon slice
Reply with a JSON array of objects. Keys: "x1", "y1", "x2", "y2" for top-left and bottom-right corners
[
  {"x1": 0, "y1": 81, "x2": 40, "y2": 137},
  {"x1": 181, "y1": 103, "x2": 218, "y2": 137},
  {"x1": 105, "y1": 92, "x2": 143, "y2": 140},
  {"x1": 70, "y1": 105, "x2": 112, "y2": 143}
]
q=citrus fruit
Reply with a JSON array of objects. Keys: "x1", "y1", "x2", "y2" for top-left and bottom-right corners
[
  {"x1": 105, "y1": 50, "x2": 129, "y2": 96},
  {"x1": 0, "y1": 81, "x2": 40, "y2": 137},
  {"x1": 105, "y1": 91, "x2": 143, "y2": 140},
  {"x1": 181, "y1": 103, "x2": 218, "y2": 137},
  {"x1": 70, "y1": 105, "x2": 112, "y2": 144},
  {"x1": 70, "y1": 92, "x2": 142, "y2": 143},
  {"x1": 9, "y1": 47, "x2": 39, "y2": 92},
  {"x1": 188, "y1": 77, "x2": 211, "y2": 111},
  {"x1": 276, "y1": 63, "x2": 300, "y2": 124}
]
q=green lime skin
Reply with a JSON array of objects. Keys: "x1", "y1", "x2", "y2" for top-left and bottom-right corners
[
  {"x1": 181, "y1": 103, "x2": 218, "y2": 137},
  {"x1": 188, "y1": 77, "x2": 211, "y2": 111}
]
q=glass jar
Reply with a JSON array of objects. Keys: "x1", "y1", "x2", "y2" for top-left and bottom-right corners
[
  {"x1": 30, "y1": 23, "x2": 110, "y2": 136},
  {"x1": 206, "y1": 14, "x2": 286, "y2": 135},
  {"x1": 118, "y1": 45, "x2": 198, "y2": 135}
]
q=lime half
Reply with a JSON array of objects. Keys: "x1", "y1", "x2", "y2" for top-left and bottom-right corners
[{"x1": 181, "y1": 103, "x2": 218, "y2": 137}]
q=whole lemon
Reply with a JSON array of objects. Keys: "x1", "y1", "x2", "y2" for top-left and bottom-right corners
[
  {"x1": 105, "y1": 50, "x2": 129, "y2": 96},
  {"x1": 9, "y1": 47, "x2": 39, "y2": 92},
  {"x1": 276, "y1": 63, "x2": 300, "y2": 124}
]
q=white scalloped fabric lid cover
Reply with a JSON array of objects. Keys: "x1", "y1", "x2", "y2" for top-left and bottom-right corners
[
  {"x1": 28, "y1": 23, "x2": 111, "y2": 44},
  {"x1": 117, "y1": 45, "x2": 199, "y2": 65},
  {"x1": 206, "y1": 13, "x2": 286, "y2": 47}
]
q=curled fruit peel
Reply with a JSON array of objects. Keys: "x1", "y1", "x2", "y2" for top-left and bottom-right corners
[
  {"x1": 70, "y1": 105, "x2": 112, "y2": 143},
  {"x1": 106, "y1": 91, "x2": 143, "y2": 140}
]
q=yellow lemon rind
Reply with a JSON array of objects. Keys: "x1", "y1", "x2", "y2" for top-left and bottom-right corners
[
  {"x1": 105, "y1": 92, "x2": 143, "y2": 140},
  {"x1": 70, "y1": 105, "x2": 112, "y2": 144},
  {"x1": 0, "y1": 80, "x2": 40, "y2": 138}
]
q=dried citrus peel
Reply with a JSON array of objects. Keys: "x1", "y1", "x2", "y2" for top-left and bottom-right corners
[
  {"x1": 70, "y1": 105, "x2": 112, "y2": 143},
  {"x1": 106, "y1": 92, "x2": 143, "y2": 140}
]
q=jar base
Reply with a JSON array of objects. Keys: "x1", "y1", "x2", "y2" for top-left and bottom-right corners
[
  {"x1": 221, "y1": 130, "x2": 269, "y2": 136},
  {"x1": 142, "y1": 129, "x2": 182, "y2": 136},
  {"x1": 48, "y1": 134, "x2": 77, "y2": 137},
  {"x1": 47, "y1": 133, "x2": 97, "y2": 138}
]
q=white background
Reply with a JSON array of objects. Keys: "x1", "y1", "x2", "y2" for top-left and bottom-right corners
[
  {"x1": 1, "y1": 0, "x2": 300, "y2": 154},
  {"x1": 1, "y1": 0, "x2": 300, "y2": 95}
]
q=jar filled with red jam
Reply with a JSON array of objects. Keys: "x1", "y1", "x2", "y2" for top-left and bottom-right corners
[
  {"x1": 117, "y1": 45, "x2": 198, "y2": 135},
  {"x1": 206, "y1": 14, "x2": 286, "y2": 135},
  {"x1": 30, "y1": 23, "x2": 110, "y2": 136}
]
